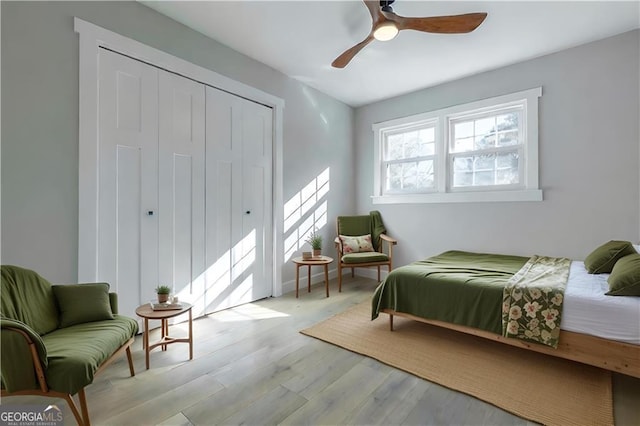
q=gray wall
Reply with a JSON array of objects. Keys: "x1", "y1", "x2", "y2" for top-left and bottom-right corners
[
  {"x1": 354, "y1": 30, "x2": 640, "y2": 266},
  {"x1": 1, "y1": 1, "x2": 354, "y2": 283}
]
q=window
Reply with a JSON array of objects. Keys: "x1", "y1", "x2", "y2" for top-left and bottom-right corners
[
  {"x1": 382, "y1": 121, "x2": 436, "y2": 194},
  {"x1": 372, "y1": 87, "x2": 542, "y2": 204}
]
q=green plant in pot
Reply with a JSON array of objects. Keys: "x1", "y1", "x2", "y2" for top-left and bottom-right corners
[
  {"x1": 155, "y1": 285, "x2": 171, "y2": 303},
  {"x1": 305, "y1": 229, "x2": 323, "y2": 257}
]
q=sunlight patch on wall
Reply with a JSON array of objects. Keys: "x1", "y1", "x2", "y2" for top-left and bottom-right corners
[{"x1": 283, "y1": 167, "x2": 330, "y2": 261}]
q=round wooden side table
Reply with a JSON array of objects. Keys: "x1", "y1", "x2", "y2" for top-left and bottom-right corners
[
  {"x1": 292, "y1": 256, "x2": 334, "y2": 298},
  {"x1": 135, "y1": 302, "x2": 193, "y2": 370}
]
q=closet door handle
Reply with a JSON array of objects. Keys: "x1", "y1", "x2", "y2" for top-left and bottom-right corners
[{"x1": 245, "y1": 210, "x2": 251, "y2": 215}]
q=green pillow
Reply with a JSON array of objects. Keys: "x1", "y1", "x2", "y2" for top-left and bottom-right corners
[
  {"x1": 52, "y1": 283, "x2": 114, "y2": 328},
  {"x1": 606, "y1": 254, "x2": 640, "y2": 296},
  {"x1": 584, "y1": 240, "x2": 636, "y2": 274}
]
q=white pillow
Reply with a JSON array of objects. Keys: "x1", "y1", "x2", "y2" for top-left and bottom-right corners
[
  {"x1": 634, "y1": 244, "x2": 640, "y2": 253},
  {"x1": 340, "y1": 234, "x2": 374, "y2": 253}
]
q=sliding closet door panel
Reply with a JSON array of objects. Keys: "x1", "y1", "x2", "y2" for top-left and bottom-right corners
[
  {"x1": 98, "y1": 49, "x2": 159, "y2": 319},
  {"x1": 241, "y1": 102, "x2": 273, "y2": 301},
  {"x1": 205, "y1": 88, "x2": 238, "y2": 312},
  {"x1": 205, "y1": 87, "x2": 273, "y2": 313},
  {"x1": 158, "y1": 71, "x2": 206, "y2": 316},
  {"x1": 116, "y1": 146, "x2": 141, "y2": 299}
]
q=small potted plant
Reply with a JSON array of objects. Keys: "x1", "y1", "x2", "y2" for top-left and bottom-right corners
[
  {"x1": 155, "y1": 285, "x2": 171, "y2": 303},
  {"x1": 305, "y1": 229, "x2": 323, "y2": 257}
]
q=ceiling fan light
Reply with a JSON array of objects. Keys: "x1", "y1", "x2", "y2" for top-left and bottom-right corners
[{"x1": 373, "y1": 22, "x2": 398, "y2": 41}]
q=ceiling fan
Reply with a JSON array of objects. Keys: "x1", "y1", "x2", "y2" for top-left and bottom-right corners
[{"x1": 332, "y1": 0, "x2": 487, "y2": 68}]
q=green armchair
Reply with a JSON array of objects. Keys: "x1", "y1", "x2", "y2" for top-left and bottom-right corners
[
  {"x1": 1, "y1": 265, "x2": 138, "y2": 426},
  {"x1": 335, "y1": 211, "x2": 397, "y2": 291}
]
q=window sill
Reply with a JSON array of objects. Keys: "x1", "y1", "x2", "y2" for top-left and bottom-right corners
[{"x1": 372, "y1": 189, "x2": 543, "y2": 204}]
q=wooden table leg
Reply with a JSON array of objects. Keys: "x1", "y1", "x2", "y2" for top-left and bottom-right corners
[
  {"x1": 188, "y1": 308, "x2": 193, "y2": 360},
  {"x1": 307, "y1": 265, "x2": 311, "y2": 293},
  {"x1": 144, "y1": 318, "x2": 150, "y2": 370},
  {"x1": 324, "y1": 264, "x2": 329, "y2": 297},
  {"x1": 295, "y1": 264, "x2": 300, "y2": 298},
  {"x1": 162, "y1": 319, "x2": 167, "y2": 351}
]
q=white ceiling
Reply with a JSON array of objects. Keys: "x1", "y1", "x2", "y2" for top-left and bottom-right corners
[{"x1": 142, "y1": 1, "x2": 640, "y2": 107}]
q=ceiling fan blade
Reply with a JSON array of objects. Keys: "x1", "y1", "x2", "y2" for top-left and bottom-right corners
[
  {"x1": 391, "y1": 12, "x2": 488, "y2": 34},
  {"x1": 362, "y1": 0, "x2": 383, "y2": 24},
  {"x1": 331, "y1": 34, "x2": 375, "y2": 68}
]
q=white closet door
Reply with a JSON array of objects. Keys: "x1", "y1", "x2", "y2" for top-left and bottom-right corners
[
  {"x1": 241, "y1": 99, "x2": 273, "y2": 302},
  {"x1": 98, "y1": 49, "x2": 159, "y2": 319},
  {"x1": 205, "y1": 87, "x2": 273, "y2": 313},
  {"x1": 158, "y1": 71, "x2": 206, "y2": 316}
]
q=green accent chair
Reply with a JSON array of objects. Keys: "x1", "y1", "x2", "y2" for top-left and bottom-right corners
[
  {"x1": 1, "y1": 265, "x2": 138, "y2": 426},
  {"x1": 335, "y1": 211, "x2": 398, "y2": 291}
]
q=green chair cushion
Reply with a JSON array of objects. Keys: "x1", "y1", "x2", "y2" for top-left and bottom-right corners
[
  {"x1": 42, "y1": 316, "x2": 138, "y2": 394},
  {"x1": 584, "y1": 240, "x2": 636, "y2": 274},
  {"x1": 52, "y1": 283, "x2": 114, "y2": 328},
  {"x1": 342, "y1": 252, "x2": 389, "y2": 264},
  {"x1": 606, "y1": 253, "x2": 640, "y2": 296},
  {"x1": 1, "y1": 265, "x2": 59, "y2": 335}
]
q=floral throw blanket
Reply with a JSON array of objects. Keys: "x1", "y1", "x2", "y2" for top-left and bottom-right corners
[{"x1": 501, "y1": 255, "x2": 571, "y2": 348}]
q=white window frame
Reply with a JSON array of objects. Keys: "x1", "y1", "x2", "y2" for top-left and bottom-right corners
[
  {"x1": 372, "y1": 87, "x2": 543, "y2": 204},
  {"x1": 380, "y1": 119, "x2": 438, "y2": 195}
]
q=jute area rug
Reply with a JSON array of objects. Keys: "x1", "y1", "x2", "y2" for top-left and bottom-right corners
[{"x1": 301, "y1": 301, "x2": 613, "y2": 426}]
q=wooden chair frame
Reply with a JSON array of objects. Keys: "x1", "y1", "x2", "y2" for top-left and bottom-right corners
[
  {"x1": 1, "y1": 325, "x2": 135, "y2": 426},
  {"x1": 335, "y1": 218, "x2": 397, "y2": 291}
]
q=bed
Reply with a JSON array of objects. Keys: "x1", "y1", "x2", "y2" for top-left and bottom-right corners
[{"x1": 372, "y1": 250, "x2": 640, "y2": 378}]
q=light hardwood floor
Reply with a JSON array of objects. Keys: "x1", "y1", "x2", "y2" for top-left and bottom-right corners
[{"x1": 6, "y1": 276, "x2": 640, "y2": 425}]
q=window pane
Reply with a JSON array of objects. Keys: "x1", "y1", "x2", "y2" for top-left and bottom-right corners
[
  {"x1": 454, "y1": 121, "x2": 473, "y2": 139},
  {"x1": 386, "y1": 134, "x2": 404, "y2": 160},
  {"x1": 385, "y1": 126, "x2": 435, "y2": 161},
  {"x1": 417, "y1": 160, "x2": 435, "y2": 189},
  {"x1": 452, "y1": 151, "x2": 520, "y2": 188},
  {"x1": 497, "y1": 152, "x2": 519, "y2": 169},
  {"x1": 496, "y1": 152, "x2": 519, "y2": 185},
  {"x1": 454, "y1": 172, "x2": 473, "y2": 187},
  {"x1": 418, "y1": 127, "x2": 435, "y2": 156},
  {"x1": 418, "y1": 141, "x2": 435, "y2": 156},
  {"x1": 402, "y1": 163, "x2": 417, "y2": 190},
  {"x1": 404, "y1": 131, "x2": 419, "y2": 158},
  {"x1": 497, "y1": 112, "x2": 518, "y2": 131},
  {"x1": 474, "y1": 171, "x2": 494, "y2": 186},
  {"x1": 496, "y1": 169, "x2": 519, "y2": 185},
  {"x1": 453, "y1": 156, "x2": 473, "y2": 172},
  {"x1": 453, "y1": 137, "x2": 474, "y2": 153},
  {"x1": 419, "y1": 127, "x2": 435, "y2": 143},
  {"x1": 497, "y1": 130, "x2": 519, "y2": 147},
  {"x1": 474, "y1": 117, "x2": 495, "y2": 136},
  {"x1": 475, "y1": 134, "x2": 495, "y2": 150},
  {"x1": 474, "y1": 154, "x2": 495, "y2": 170},
  {"x1": 386, "y1": 163, "x2": 402, "y2": 191}
]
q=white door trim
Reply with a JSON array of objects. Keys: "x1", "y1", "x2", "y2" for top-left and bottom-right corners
[{"x1": 75, "y1": 17, "x2": 285, "y2": 297}]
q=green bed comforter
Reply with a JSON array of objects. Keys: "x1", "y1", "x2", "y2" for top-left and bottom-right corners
[{"x1": 372, "y1": 250, "x2": 529, "y2": 334}]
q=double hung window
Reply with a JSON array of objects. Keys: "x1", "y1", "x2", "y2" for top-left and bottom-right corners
[
  {"x1": 382, "y1": 121, "x2": 436, "y2": 194},
  {"x1": 372, "y1": 87, "x2": 542, "y2": 204}
]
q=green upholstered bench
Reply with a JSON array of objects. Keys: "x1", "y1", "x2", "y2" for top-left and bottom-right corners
[{"x1": 1, "y1": 265, "x2": 138, "y2": 426}]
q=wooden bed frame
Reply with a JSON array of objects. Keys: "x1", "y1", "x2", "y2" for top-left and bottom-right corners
[{"x1": 382, "y1": 308, "x2": 640, "y2": 379}]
